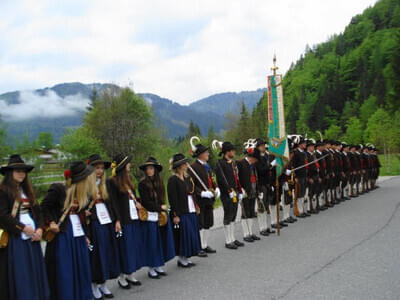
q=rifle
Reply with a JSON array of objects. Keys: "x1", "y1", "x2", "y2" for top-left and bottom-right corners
[
  {"x1": 186, "y1": 163, "x2": 215, "y2": 197},
  {"x1": 216, "y1": 161, "x2": 237, "y2": 203}
]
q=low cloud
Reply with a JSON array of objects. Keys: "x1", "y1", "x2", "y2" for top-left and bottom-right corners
[{"x1": 0, "y1": 90, "x2": 89, "y2": 121}]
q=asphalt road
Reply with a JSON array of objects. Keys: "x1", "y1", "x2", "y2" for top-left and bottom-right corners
[{"x1": 109, "y1": 176, "x2": 400, "y2": 300}]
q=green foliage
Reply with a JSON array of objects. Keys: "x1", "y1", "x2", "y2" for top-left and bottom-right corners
[
  {"x1": 343, "y1": 117, "x2": 363, "y2": 144},
  {"x1": 324, "y1": 124, "x2": 342, "y2": 141},
  {"x1": 60, "y1": 127, "x2": 106, "y2": 161},
  {"x1": 0, "y1": 116, "x2": 11, "y2": 161},
  {"x1": 36, "y1": 132, "x2": 54, "y2": 150}
]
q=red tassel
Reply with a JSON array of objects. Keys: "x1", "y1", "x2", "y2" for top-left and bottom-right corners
[{"x1": 64, "y1": 169, "x2": 71, "y2": 179}]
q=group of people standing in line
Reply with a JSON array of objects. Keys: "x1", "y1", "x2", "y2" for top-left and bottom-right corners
[{"x1": 0, "y1": 134, "x2": 381, "y2": 300}]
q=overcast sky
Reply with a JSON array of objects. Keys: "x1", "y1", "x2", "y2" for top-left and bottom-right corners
[{"x1": 0, "y1": 0, "x2": 377, "y2": 104}]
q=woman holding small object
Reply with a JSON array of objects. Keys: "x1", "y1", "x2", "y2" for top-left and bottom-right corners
[{"x1": 167, "y1": 153, "x2": 201, "y2": 268}]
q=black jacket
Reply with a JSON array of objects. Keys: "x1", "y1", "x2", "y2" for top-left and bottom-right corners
[
  {"x1": 255, "y1": 154, "x2": 270, "y2": 187},
  {"x1": 306, "y1": 151, "x2": 318, "y2": 179},
  {"x1": 215, "y1": 158, "x2": 240, "y2": 195},
  {"x1": 0, "y1": 189, "x2": 43, "y2": 236},
  {"x1": 106, "y1": 178, "x2": 138, "y2": 225},
  {"x1": 237, "y1": 159, "x2": 260, "y2": 197},
  {"x1": 188, "y1": 160, "x2": 216, "y2": 206},
  {"x1": 41, "y1": 183, "x2": 86, "y2": 233},
  {"x1": 167, "y1": 175, "x2": 197, "y2": 217},
  {"x1": 138, "y1": 179, "x2": 165, "y2": 212},
  {"x1": 293, "y1": 149, "x2": 307, "y2": 178}
]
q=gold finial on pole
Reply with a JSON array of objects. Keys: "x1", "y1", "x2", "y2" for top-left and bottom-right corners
[{"x1": 271, "y1": 54, "x2": 279, "y2": 76}]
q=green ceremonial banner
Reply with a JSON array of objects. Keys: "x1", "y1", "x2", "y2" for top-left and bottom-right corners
[{"x1": 267, "y1": 74, "x2": 289, "y2": 176}]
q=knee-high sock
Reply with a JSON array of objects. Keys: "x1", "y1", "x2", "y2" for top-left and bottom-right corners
[
  {"x1": 283, "y1": 204, "x2": 290, "y2": 220},
  {"x1": 297, "y1": 198, "x2": 304, "y2": 214},
  {"x1": 199, "y1": 229, "x2": 205, "y2": 249},
  {"x1": 247, "y1": 218, "x2": 254, "y2": 235},
  {"x1": 223, "y1": 225, "x2": 231, "y2": 244},
  {"x1": 229, "y1": 223, "x2": 236, "y2": 242},
  {"x1": 241, "y1": 219, "x2": 249, "y2": 237},
  {"x1": 269, "y1": 205, "x2": 276, "y2": 225},
  {"x1": 266, "y1": 213, "x2": 272, "y2": 229},
  {"x1": 203, "y1": 229, "x2": 209, "y2": 248},
  {"x1": 257, "y1": 213, "x2": 266, "y2": 231}
]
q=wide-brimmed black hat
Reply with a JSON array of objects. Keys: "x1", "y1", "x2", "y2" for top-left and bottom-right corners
[
  {"x1": 316, "y1": 140, "x2": 325, "y2": 147},
  {"x1": 219, "y1": 141, "x2": 235, "y2": 156},
  {"x1": 298, "y1": 137, "x2": 306, "y2": 145},
  {"x1": 255, "y1": 138, "x2": 266, "y2": 148},
  {"x1": 68, "y1": 161, "x2": 94, "y2": 184},
  {"x1": 170, "y1": 153, "x2": 191, "y2": 169},
  {"x1": 87, "y1": 154, "x2": 111, "y2": 169},
  {"x1": 192, "y1": 144, "x2": 209, "y2": 158},
  {"x1": 139, "y1": 157, "x2": 163, "y2": 172},
  {"x1": 110, "y1": 154, "x2": 132, "y2": 176},
  {"x1": 0, "y1": 154, "x2": 34, "y2": 175}
]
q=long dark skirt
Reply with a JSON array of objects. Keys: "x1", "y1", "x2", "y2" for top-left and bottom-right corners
[
  {"x1": 8, "y1": 235, "x2": 49, "y2": 300},
  {"x1": 141, "y1": 221, "x2": 164, "y2": 268},
  {"x1": 89, "y1": 220, "x2": 120, "y2": 283},
  {"x1": 0, "y1": 244, "x2": 9, "y2": 300},
  {"x1": 172, "y1": 213, "x2": 201, "y2": 258},
  {"x1": 45, "y1": 222, "x2": 92, "y2": 300},
  {"x1": 118, "y1": 220, "x2": 144, "y2": 274},
  {"x1": 159, "y1": 217, "x2": 176, "y2": 263}
]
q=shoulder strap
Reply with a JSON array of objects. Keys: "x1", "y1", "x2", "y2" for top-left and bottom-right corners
[
  {"x1": 11, "y1": 200, "x2": 21, "y2": 218},
  {"x1": 57, "y1": 201, "x2": 74, "y2": 226}
]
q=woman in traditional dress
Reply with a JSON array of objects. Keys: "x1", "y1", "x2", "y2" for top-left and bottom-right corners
[
  {"x1": 41, "y1": 161, "x2": 94, "y2": 300},
  {"x1": 86, "y1": 154, "x2": 120, "y2": 299},
  {"x1": 167, "y1": 153, "x2": 201, "y2": 268},
  {"x1": 106, "y1": 154, "x2": 143, "y2": 289},
  {"x1": 138, "y1": 157, "x2": 175, "y2": 279},
  {"x1": 0, "y1": 154, "x2": 50, "y2": 300}
]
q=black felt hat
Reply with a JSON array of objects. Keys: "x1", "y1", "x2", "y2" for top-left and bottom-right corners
[
  {"x1": 255, "y1": 138, "x2": 267, "y2": 148},
  {"x1": 111, "y1": 154, "x2": 132, "y2": 176},
  {"x1": 192, "y1": 144, "x2": 209, "y2": 158},
  {"x1": 87, "y1": 154, "x2": 111, "y2": 169},
  {"x1": 219, "y1": 141, "x2": 235, "y2": 156},
  {"x1": 0, "y1": 154, "x2": 34, "y2": 175},
  {"x1": 139, "y1": 157, "x2": 163, "y2": 172},
  {"x1": 170, "y1": 153, "x2": 191, "y2": 169},
  {"x1": 68, "y1": 161, "x2": 94, "y2": 184}
]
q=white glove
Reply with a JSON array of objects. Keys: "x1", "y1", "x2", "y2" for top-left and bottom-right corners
[
  {"x1": 271, "y1": 186, "x2": 275, "y2": 192},
  {"x1": 238, "y1": 193, "x2": 244, "y2": 201},
  {"x1": 215, "y1": 187, "x2": 221, "y2": 198},
  {"x1": 283, "y1": 182, "x2": 289, "y2": 191},
  {"x1": 258, "y1": 192, "x2": 264, "y2": 200},
  {"x1": 285, "y1": 169, "x2": 292, "y2": 176},
  {"x1": 201, "y1": 191, "x2": 214, "y2": 199},
  {"x1": 241, "y1": 188, "x2": 247, "y2": 198},
  {"x1": 271, "y1": 159, "x2": 277, "y2": 167},
  {"x1": 229, "y1": 191, "x2": 234, "y2": 199}
]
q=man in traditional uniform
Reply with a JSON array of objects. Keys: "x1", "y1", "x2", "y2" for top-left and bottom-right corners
[
  {"x1": 254, "y1": 138, "x2": 276, "y2": 236},
  {"x1": 237, "y1": 143, "x2": 262, "y2": 242},
  {"x1": 341, "y1": 143, "x2": 351, "y2": 200},
  {"x1": 292, "y1": 136, "x2": 310, "y2": 218},
  {"x1": 306, "y1": 139, "x2": 319, "y2": 214},
  {"x1": 214, "y1": 141, "x2": 245, "y2": 250},
  {"x1": 188, "y1": 139, "x2": 220, "y2": 257},
  {"x1": 315, "y1": 140, "x2": 327, "y2": 210}
]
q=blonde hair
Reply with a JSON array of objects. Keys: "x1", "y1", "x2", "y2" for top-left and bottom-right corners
[
  {"x1": 97, "y1": 171, "x2": 109, "y2": 200},
  {"x1": 64, "y1": 174, "x2": 95, "y2": 211},
  {"x1": 172, "y1": 163, "x2": 188, "y2": 177}
]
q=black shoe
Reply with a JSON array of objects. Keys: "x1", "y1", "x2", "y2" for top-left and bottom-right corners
[
  {"x1": 204, "y1": 246, "x2": 216, "y2": 254},
  {"x1": 197, "y1": 250, "x2": 208, "y2": 257},
  {"x1": 266, "y1": 228, "x2": 276, "y2": 234},
  {"x1": 126, "y1": 279, "x2": 141, "y2": 286},
  {"x1": 148, "y1": 272, "x2": 160, "y2": 279},
  {"x1": 285, "y1": 218, "x2": 294, "y2": 223},
  {"x1": 101, "y1": 292, "x2": 114, "y2": 299},
  {"x1": 188, "y1": 261, "x2": 196, "y2": 267},
  {"x1": 93, "y1": 294, "x2": 103, "y2": 300},
  {"x1": 279, "y1": 221, "x2": 288, "y2": 227},
  {"x1": 305, "y1": 212, "x2": 311, "y2": 217},
  {"x1": 234, "y1": 240, "x2": 244, "y2": 247},
  {"x1": 177, "y1": 261, "x2": 191, "y2": 268},
  {"x1": 260, "y1": 230, "x2": 269, "y2": 236},
  {"x1": 289, "y1": 216, "x2": 297, "y2": 222},
  {"x1": 297, "y1": 214, "x2": 305, "y2": 218},
  {"x1": 271, "y1": 224, "x2": 278, "y2": 229},
  {"x1": 118, "y1": 279, "x2": 131, "y2": 290},
  {"x1": 225, "y1": 242, "x2": 238, "y2": 249},
  {"x1": 243, "y1": 236, "x2": 254, "y2": 242},
  {"x1": 155, "y1": 270, "x2": 167, "y2": 276},
  {"x1": 320, "y1": 206, "x2": 327, "y2": 210},
  {"x1": 251, "y1": 234, "x2": 260, "y2": 240}
]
